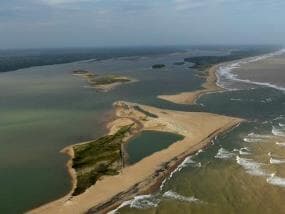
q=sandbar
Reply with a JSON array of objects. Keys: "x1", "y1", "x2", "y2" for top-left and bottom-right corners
[{"x1": 158, "y1": 64, "x2": 222, "y2": 105}]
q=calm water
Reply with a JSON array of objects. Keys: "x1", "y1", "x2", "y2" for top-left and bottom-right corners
[
  {"x1": 126, "y1": 131, "x2": 184, "y2": 165},
  {"x1": 1, "y1": 48, "x2": 285, "y2": 214},
  {"x1": 0, "y1": 49, "x2": 221, "y2": 213}
]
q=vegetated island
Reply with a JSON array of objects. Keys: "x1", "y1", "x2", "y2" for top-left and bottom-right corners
[
  {"x1": 152, "y1": 64, "x2": 166, "y2": 69},
  {"x1": 72, "y1": 70, "x2": 135, "y2": 92},
  {"x1": 30, "y1": 101, "x2": 243, "y2": 214},
  {"x1": 158, "y1": 48, "x2": 278, "y2": 105}
]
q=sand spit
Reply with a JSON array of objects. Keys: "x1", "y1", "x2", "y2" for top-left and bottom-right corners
[
  {"x1": 158, "y1": 64, "x2": 222, "y2": 105},
  {"x1": 29, "y1": 101, "x2": 243, "y2": 214}
]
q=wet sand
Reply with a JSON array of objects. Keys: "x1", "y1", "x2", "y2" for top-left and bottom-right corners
[
  {"x1": 29, "y1": 101, "x2": 243, "y2": 214},
  {"x1": 158, "y1": 64, "x2": 223, "y2": 105}
]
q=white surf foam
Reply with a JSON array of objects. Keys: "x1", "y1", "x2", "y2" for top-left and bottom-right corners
[
  {"x1": 243, "y1": 132, "x2": 275, "y2": 143},
  {"x1": 160, "y1": 155, "x2": 201, "y2": 190},
  {"x1": 216, "y1": 49, "x2": 285, "y2": 91},
  {"x1": 236, "y1": 156, "x2": 268, "y2": 177},
  {"x1": 163, "y1": 190, "x2": 200, "y2": 203},
  {"x1": 272, "y1": 126, "x2": 285, "y2": 137},
  {"x1": 276, "y1": 142, "x2": 285, "y2": 147},
  {"x1": 248, "y1": 133, "x2": 273, "y2": 138},
  {"x1": 270, "y1": 158, "x2": 285, "y2": 164},
  {"x1": 266, "y1": 173, "x2": 285, "y2": 188},
  {"x1": 108, "y1": 194, "x2": 160, "y2": 213},
  {"x1": 129, "y1": 195, "x2": 160, "y2": 209},
  {"x1": 239, "y1": 147, "x2": 251, "y2": 155},
  {"x1": 215, "y1": 148, "x2": 235, "y2": 159},
  {"x1": 279, "y1": 123, "x2": 285, "y2": 127},
  {"x1": 243, "y1": 137, "x2": 263, "y2": 143}
]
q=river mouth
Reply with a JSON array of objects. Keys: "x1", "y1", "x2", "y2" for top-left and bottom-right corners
[
  {"x1": 125, "y1": 131, "x2": 184, "y2": 165},
  {"x1": 1, "y1": 47, "x2": 284, "y2": 214}
]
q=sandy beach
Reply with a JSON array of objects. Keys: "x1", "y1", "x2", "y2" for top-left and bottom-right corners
[
  {"x1": 158, "y1": 64, "x2": 223, "y2": 105},
  {"x1": 29, "y1": 101, "x2": 243, "y2": 214}
]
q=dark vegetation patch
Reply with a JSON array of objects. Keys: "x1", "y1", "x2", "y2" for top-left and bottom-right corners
[
  {"x1": 133, "y1": 105, "x2": 158, "y2": 118},
  {"x1": 72, "y1": 125, "x2": 132, "y2": 196},
  {"x1": 72, "y1": 70, "x2": 130, "y2": 87},
  {"x1": 91, "y1": 76, "x2": 130, "y2": 86},
  {"x1": 152, "y1": 64, "x2": 166, "y2": 69},
  {"x1": 185, "y1": 47, "x2": 279, "y2": 71},
  {"x1": 0, "y1": 47, "x2": 182, "y2": 73}
]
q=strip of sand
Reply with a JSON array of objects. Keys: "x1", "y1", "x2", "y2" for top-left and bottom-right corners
[
  {"x1": 158, "y1": 64, "x2": 223, "y2": 105},
  {"x1": 29, "y1": 101, "x2": 243, "y2": 214}
]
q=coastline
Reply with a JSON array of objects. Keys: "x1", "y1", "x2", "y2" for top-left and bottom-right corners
[
  {"x1": 158, "y1": 64, "x2": 223, "y2": 105},
  {"x1": 29, "y1": 101, "x2": 244, "y2": 214},
  {"x1": 158, "y1": 48, "x2": 285, "y2": 106}
]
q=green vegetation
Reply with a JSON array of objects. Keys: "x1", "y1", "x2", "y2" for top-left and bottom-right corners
[
  {"x1": 133, "y1": 105, "x2": 158, "y2": 118},
  {"x1": 152, "y1": 64, "x2": 166, "y2": 69},
  {"x1": 72, "y1": 70, "x2": 131, "y2": 88},
  {"x1": 90, "y1": 76, "x2": 130, "y2": 86},
  {"x1": 72, "y1": 125, "x2": 132, "y2": 196},
  {"x1": 185, "y1": 48, "x2": 279, "y2": 71}
]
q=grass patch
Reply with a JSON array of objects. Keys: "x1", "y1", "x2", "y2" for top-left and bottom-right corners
[
  {"x1": 90, "y1": 76, "x2": 130, "y2": 86},
  {"x1": 72, "y1": 125, "x2": 132, "y2": 196}
]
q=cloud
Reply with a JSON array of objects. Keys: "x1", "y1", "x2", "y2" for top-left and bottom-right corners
[
  {"x1": 40, "y1": 0, "x2": 93, "y2": 6},
  {"x1": 172, "y1": 0, "x2": 236, "y2": 11}
]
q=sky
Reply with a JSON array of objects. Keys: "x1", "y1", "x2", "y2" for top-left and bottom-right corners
[{"x1": 0, "y1": 0, "x2": 285, "y2": 49}]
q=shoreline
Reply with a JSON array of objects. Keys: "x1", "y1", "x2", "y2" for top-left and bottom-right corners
[
  {"x1": 158, "y1": 49, "x2": 285, "y2": 105},
  {"x1": 158, "y1": 64, "x2": 223, "y2": 105},
  {"x1": 29, "y1": 101, "x2": 244, "y2": 214}
]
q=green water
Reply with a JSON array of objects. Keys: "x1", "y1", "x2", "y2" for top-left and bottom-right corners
[
  {"x1": 1, "y1": 48, "x2": 285, "y2": 214},
  {"x1": 0, "y1": 50, "x2": 207, "y2": 213},
  {"x1": 126, "y1": 131, "x2": 184, "y2": 165}
]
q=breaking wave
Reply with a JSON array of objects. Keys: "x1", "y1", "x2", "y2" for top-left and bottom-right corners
[
  {"x1": 270, "y1": 158, "x2": 285, "y2": 164},
  {"x1": 216, "y1": 49, "x2": 285, "y2": 91},
  {"x1": 272, "y1": 126, "x2": 285, "y2": 137},
  {"x1": 108, "y1": 195, "x2": 159, "y2": 213},
  {"x1": 239, "y1": 147, "x2": 251, "y2": 155},
  {"x1": 236, "y1": 156, "x2": 268, "y2": 177},
  {"x1": 243, "y1": 132, "x2": 275, "y2": 143},
  {"x1": 160, "y1": 154, "x2": 201, "y2": 190},
  {"x1": 266, "y1": 173, "x2": 285, "y2": 188},
  {"x1": 276, "y1": 142, "x2": 285, "y2": 147},
  {"x1": 163, "y1": 190, "x2": 200, "y2": 203},
  {"x1": 215, "y1": 148, "x2": 235, "y2": 159}
]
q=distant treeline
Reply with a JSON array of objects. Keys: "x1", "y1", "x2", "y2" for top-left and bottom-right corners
[
  {"x1": 184, "y1": 46, "x2": 280, "y2": 71},
  {"x1": 0, "y1": 47, "x2": 182, "y2": 73},
  {"x1": 0, "y1": 45, "x2": 280, "y2": 73}
]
